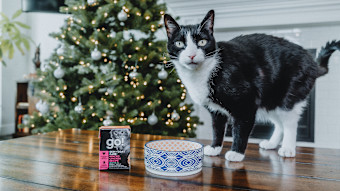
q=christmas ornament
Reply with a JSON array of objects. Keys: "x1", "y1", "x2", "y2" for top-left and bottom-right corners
[
  {"x1": 53, "y1": 66, "x2": 65, "y2": 79},
  {"x1": 103, "y1": 116, "x2": 113, "y2": 126},
  {"x1": 148, "y1": 112, "x2": 158, "y2": 125},
  {"x1": 109, "y1": 30, "x2": 116, "y2": 38},
  {"x1": 74, "y1": 102, "x2": 83, "y2": 113},
  {"x1": 129, "y1": 68, "x2": 139, "y2": 79},
  {"x1": 107, "y1": 88, "x2": 114, "y2": 94},
  {"x1": 87, "y1": 0, "x2": 96, "y2": 5},
  {"x1": 158, "y1": 68, "x2": 168, "y2": 80},
  {"x1": 120, "y1": 22, "x2": 125, "y2": 26},
  {"x1": 35, "y1": 100, "x2": 49, "y2": 114},
  {"x1": 171, "y1": 110, "x2": 180, "y2": 121},
  {"x1": 56, "y1": 45, "x2": 65, "y2": 55},
  {"x1": 117, "y1": 10, "x2": 128, "y2": 21},
  {"x1": 91, "y1": 47, "x2": 102, "y2": 61}
]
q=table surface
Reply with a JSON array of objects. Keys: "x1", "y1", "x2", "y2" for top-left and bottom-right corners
[{"x1": 0, "y1": 129, "x2": 340, "y2": 191}]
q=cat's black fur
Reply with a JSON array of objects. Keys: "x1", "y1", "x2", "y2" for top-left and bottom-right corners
[{"x1": 164, "y1": 10, "x2": 340, "y2": 158}]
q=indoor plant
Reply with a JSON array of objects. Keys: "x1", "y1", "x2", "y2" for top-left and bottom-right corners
[{"x1": 0, "y1": 10, "x2": 32, "y2": 66}]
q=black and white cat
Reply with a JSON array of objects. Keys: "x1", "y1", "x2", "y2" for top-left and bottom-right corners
[{"x1": 164, "y1": 10, "x2": 340, "y2": 161}]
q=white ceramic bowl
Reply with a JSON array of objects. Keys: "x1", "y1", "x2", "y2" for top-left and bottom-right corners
[{"x1": 144, "y1": 139, "x2": 203, "y2": 176}]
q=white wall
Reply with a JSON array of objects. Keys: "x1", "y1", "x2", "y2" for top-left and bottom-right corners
[
  {"x1": 195, "y1": 25, "x2": 340, "y2": 149},
  {"x1": 26, "y1": 13, "x2": 68, "y2": 68},
  {"x1": 0, "y1": 0, "x2": 66, "y2": 136},
  {"x1": 0, "y1": 0, "x2": 29, "y2": 136}
]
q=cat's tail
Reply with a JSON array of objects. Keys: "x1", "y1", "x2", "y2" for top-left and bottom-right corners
[{"x1": 317, "y1": 40, "x2": 340, "y2": 77}]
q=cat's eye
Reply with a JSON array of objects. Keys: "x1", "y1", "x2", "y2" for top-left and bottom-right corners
[
  {"x1": 198, "y1": 39, "x2": 207, "y2": 46},
  {"x1": 175, "y1": 41, "x2": 185, "y2": 48}
]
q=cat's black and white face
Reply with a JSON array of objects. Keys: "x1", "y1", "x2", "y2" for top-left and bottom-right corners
[
  {"x1": 164, "y1": 10, "x2": 217, "y2": 70},
  {"x1": 110, "y1": 129, "x2": 130, "y2": 139}
]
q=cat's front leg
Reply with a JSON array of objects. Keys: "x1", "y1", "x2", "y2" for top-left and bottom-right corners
[
  {"x1": 226, "y1": 116, "x2": 255, "y2": 162},
  {"x1": 204, "y1": 112, "x2": 228, "y2": 156}
]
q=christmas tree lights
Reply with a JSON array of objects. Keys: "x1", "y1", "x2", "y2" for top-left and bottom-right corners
[{"x1": 21, "y1": 0, "x2": 201, "y2": 137}]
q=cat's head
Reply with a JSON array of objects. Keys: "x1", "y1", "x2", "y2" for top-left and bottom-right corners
[
  {"x1": 110, "y1": 129, "x2": 130, "y2": 139},
  {"x1": 164, "y1": 10, "x2": 216, "y2": 70}
]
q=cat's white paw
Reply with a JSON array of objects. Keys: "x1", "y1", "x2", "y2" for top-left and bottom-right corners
[
  {"x1": 259, "y1": 140, "x2": 278, "y2": 150},
  {"x1": 278, "y1": 147, "x2": 296, "y2": 157},
  {"x1": 203, "y1": 145, "x2": 222, "y2": 156},
  {"x1": 225, "y1": 151, "x2": 245, "y2": 162}
]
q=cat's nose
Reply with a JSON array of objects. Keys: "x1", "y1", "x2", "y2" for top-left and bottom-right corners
[{"x1": 189, "y1": 55, "x2": 196, "y2": 60}]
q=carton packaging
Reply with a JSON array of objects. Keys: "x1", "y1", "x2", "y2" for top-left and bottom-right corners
[{"x1": 99, "y1": 126, "x2": 130, "y2": 170}]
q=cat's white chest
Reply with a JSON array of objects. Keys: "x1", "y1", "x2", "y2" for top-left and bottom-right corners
[{"x1": 174, "y1": 58, "x2": 219, "y2": 106}]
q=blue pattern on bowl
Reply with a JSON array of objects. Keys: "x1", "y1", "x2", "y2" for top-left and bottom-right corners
[{"x1": 144, "y1": 140, "x2": 203, "y2": 175}]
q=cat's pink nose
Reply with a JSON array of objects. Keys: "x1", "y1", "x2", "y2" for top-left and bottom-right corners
[{"x1": 189, "y1": 55, "x2": 196, "y2": 60}]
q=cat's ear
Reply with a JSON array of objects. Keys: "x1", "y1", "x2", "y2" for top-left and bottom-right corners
[
  {"x1": 164, "y1": 14, "x2": 180, "y2": 39},
  {"x1": 200, "y1": 10, "x2": 214, "y2": 34}
]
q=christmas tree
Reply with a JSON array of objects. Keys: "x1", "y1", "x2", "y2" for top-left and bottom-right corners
[{"x1": 21, "y1": 0, "x2": 201, "y2": 137}]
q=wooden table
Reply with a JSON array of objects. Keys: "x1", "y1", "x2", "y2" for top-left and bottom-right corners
[{"x1": 0, "y1": 129, "x2": 340, "y2": 190}]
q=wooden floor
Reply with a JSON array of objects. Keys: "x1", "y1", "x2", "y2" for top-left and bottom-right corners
[{"x1": 0, "y1": 129, "x2": 339, "y2": 190}]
